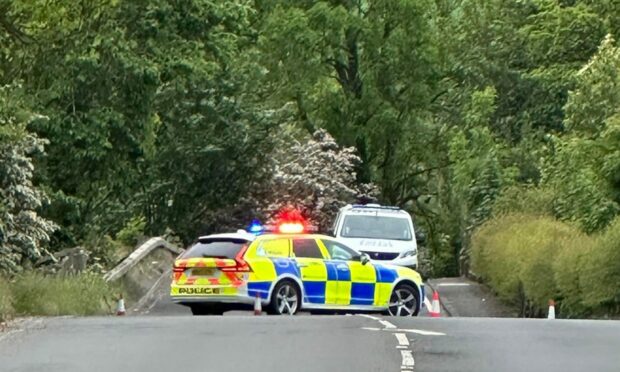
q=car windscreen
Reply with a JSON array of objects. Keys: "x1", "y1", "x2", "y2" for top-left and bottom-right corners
[
  {"x1": 340, "y1": 215, "x2": 412, "y2": 241},
  {"x1": 182, "y1": 239, "x2": 248, "y2": 259}
]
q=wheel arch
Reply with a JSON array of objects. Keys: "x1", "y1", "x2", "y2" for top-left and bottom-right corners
[{"x1": 268, "y1": 274, "x2": 304, "y2": 304}]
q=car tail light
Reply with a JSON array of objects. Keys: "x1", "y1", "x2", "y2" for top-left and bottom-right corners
[
  {"x1": 221, "y1": 244, "x2": 252, "y2": 272},
  {"x1": 173, "y1": 266, "x2": 185, "y2": 273}
]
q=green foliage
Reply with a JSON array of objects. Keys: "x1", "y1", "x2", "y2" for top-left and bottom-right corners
[
  {"x1": 0, "y1": 276, "x2": 14, "y2": 322},
  {"x1": 542, "y1": 35, "x2": 620, "y2": 232},
  {"x1": 580, "y1": 218, "x2": 620, "y2": 313},
  {"x1": 10, "y1": 272, "x2": 116, "y2": 316},
  {"x1": 1, "y1": 0, "x2": 620, "y2": 286},
  {"x1": 115, "y1": 216, "x2": 146, "y2": 248},
  {"x1": 0, "y1": 85, "x2": 57, "y2": 275},
  {"x1": 472, "y1": 213, "x2": 620, "y2": 318},
  {"x1": 492, "y1": 185, "x2": 554, "y2": 217}
]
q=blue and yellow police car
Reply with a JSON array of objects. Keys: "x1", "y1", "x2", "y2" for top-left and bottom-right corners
[{"x1": 171, "y1": 221, "x2": 424, "y2": 316}]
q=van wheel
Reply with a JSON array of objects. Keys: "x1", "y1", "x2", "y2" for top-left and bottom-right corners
[
  {"x1": 269, "y1": 280, "x2": 300, "y2": 315},
  {"x1": 387, "y1": 284, "x2": 420, "y2": 316}
]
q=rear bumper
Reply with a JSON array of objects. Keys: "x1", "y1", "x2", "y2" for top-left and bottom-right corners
[{"x1": 171, "y1": 295, "x2": 257, "y2": 305}]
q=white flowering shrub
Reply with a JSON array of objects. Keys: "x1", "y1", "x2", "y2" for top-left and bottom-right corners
[
  {"x1": 245, "y1": 128, "x2": 377, "y2": 231},
  {"x1": 0, "y1": 86, "x2": 57, "y2": 275}
]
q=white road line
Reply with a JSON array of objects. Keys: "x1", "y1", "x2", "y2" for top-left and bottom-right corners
[
  {"x1": 361, "y1": 327, "x2": 381, "y2": 331},
  {"x1": 397, "y1": 328, "x2": 446, "y2": 336},
  {"x1": 437, "y1": 283, "x2": 470, "y2": 287},
  {"x1": 396, "y1": 345, "x2": 407, "y2": 349},
  {"x1": 358, "y1": 314, "x2": 382, "y2": 321},
  {"x1": 401, "y1": 350, "x2": 415, "y2": 368},
  {"x1": 394, "y1": 333, "x2": 410, "y2": 346},
  {"x1": 379, "y1": 319, "x2": 397, "y2": 329}
]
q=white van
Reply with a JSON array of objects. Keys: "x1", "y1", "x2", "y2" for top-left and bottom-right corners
[{"x1": 331, "y1": 204, "x2": 418, "y2": 269}]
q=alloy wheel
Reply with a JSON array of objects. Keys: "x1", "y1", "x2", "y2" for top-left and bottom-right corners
[{"x1": 388, "y1": 287, "x2": 418, "y2": 316}]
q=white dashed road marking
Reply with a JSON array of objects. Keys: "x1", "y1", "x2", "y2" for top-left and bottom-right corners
[
  {"x1": 357, "y1": 315, "x2": 445, "y2": 371},
  {"x1": 395, "y1": 333, "x2": 409, "y2": 346},
  {"x1": 401, "y1": 350, "x2": 415, "y2": 369}
]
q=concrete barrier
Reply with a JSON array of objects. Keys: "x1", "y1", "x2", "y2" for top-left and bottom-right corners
[
  {"x1": 104, "y1": 237, "x2": 183, "y2": 311},
  {"x1": 104, "y1": 237, "x2": 182, "y2": 282}
]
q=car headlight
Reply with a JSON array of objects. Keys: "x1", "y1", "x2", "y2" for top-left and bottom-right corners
[{"x1": 401, "y1": 249, "x2": 417, "y2": 258}]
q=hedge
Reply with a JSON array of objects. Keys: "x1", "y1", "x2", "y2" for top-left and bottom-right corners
[{"x1": 471, "y1": 213, "x2": 620, "y2": 318}]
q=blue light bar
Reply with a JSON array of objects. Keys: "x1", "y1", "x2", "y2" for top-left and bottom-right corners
[{"x1": 247, "y1": 219, "x2": 264, "y2": 234}]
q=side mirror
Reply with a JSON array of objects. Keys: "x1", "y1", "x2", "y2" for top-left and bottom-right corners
[{"x1": 360, "y1": 253, "x2": 370, "y2": 265}]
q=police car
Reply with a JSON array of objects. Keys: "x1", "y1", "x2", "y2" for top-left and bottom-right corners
[
  {"x1": 171, "y1": 221, "x2": 424, "y2": 316},
  {"x1": 331, "y1": 204, "x2": 418, "y2": 269}
]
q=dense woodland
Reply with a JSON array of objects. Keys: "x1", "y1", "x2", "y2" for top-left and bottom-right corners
[{"x1": 1, "y1": 0, "x2": 620, "y2": 304}]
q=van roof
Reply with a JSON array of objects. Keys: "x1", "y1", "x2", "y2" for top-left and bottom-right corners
[{"x1": 341, "y1": 204, "x2": 409, "y2": 215}]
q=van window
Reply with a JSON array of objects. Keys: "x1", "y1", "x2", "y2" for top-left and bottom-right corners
[{"x1": 340, "y1": 215, "x2": 412, "y2": 241}]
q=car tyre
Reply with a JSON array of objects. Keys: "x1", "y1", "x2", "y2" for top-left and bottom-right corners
[
  {"x1": 269, "y1": 280, "x2": 300, "y2": 315},
  {"x1": 387, "y1": 283, "x2": 420, "y2": 317},
  {"x1": 189, "y1": 304, "x2": 224, "y2": 316}
]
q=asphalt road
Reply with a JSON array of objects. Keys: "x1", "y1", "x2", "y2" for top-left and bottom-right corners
[
  {"x1": 2, "y1": 275, "x2": 619, "y2": 371},
  {"x1": 2, "y1": 315, "x2": 619, "y2": 372}
]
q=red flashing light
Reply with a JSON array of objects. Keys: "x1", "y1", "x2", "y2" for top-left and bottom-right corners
[{"x1": 278, "y1": 222, "x2": 305, "y2": 234}]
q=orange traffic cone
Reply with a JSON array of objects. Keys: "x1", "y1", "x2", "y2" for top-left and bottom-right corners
[
  {"x1": 254, "y1": 294, "x2": 262, "y2": 316},
  {"x1": 547, "y1": 299, "x2": 556, "y2": 319},
  {"x1": 116, "y1": 294, "x2": 126, "y2": 316},
  {"x1": 429, "y1": 291, "x2": 441, "y2": 318}
]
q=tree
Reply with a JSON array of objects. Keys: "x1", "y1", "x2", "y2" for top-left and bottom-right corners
[
  {"x1": 543, "y1": 34, "x2": 620, "y2": 232},
  {"x1": 0, "y1": 85, "x2": 57, "y2": 275},
  {"x1": 244, "y1": 127, "x2": 375, "y2": 231}
]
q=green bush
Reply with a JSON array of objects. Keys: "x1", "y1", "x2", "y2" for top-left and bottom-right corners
[
  {"x1": 10, "y1": 272, "x2": 117, "y2": 316},
  {"x1": 0, "y1": 276, "x2": 14, "y2": 322},
  {"x1": 553, "y1": 233, "x2": 594, "y2": 317},
  {"x1": 471, "y1": 214, "x2": 587, "y2": 316},
  {"x1": 581, "y1": 218, "x2": 620, "y2": 314}
]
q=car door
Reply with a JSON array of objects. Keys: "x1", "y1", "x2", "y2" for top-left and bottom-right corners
[
  {"x1": 321, "y1": 239, "x2": 377, "y2": 306},
  {"x1": 291, "y1": 238, "x2": 330, "y2": 305}
]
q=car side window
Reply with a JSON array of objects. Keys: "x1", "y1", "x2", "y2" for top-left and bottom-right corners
[
  {"x1": 292, "y1": 239, "x2": 324, "y2": 259},
  {"x1": 256, "y1": 238, "x2": 290, "y2": 258},
  {"x1": 322, "y1": 240, "x2": 359, "y2": 261}
]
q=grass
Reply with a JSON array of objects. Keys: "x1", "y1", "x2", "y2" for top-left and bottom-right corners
[
  {"x1": 0, "y1": 276, "x2": 14, "y2": 322},
  {"x1": 1, "y1": 272, "x2": 118, "y2": 319}
]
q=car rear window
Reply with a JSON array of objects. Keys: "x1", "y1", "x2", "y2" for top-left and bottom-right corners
[{"x1": 182, "y1": 239, "x2": 248, "y2": 259}]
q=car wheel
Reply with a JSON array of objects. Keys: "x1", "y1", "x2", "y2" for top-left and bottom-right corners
[
  {"x1": 190, "y1": 304, "x2": 224, "y2": 316},
  {"x1": 269, "y1": 280, "x2": 300, "y2": 315},
  {"x1": 388, "y1": 284, "x2": 420, "y2": 317}
]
